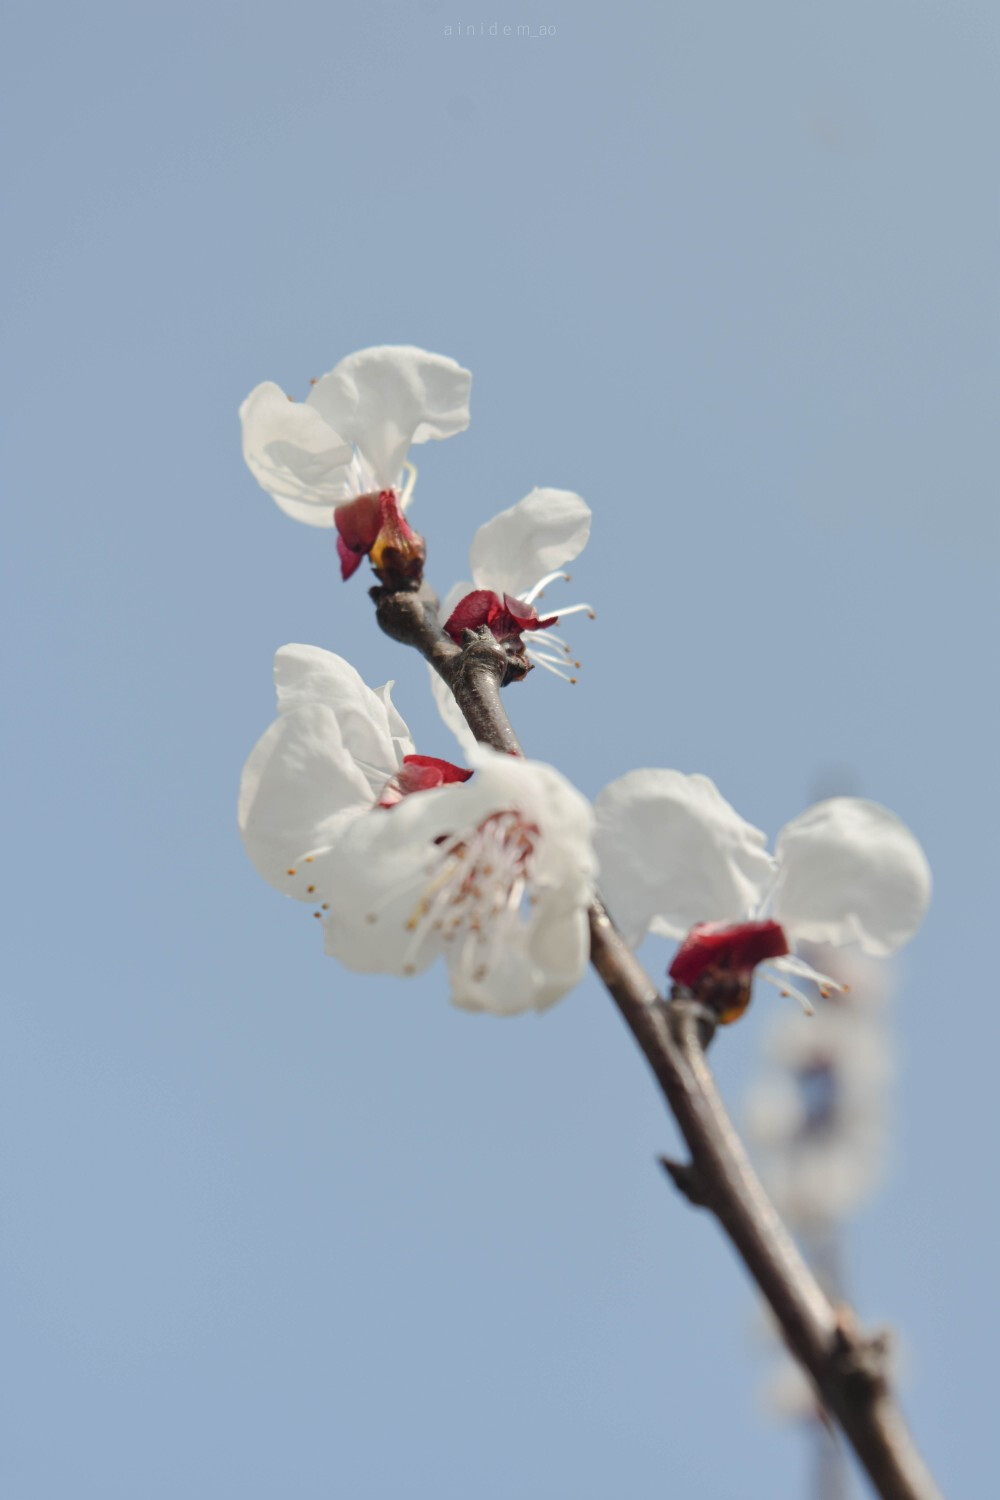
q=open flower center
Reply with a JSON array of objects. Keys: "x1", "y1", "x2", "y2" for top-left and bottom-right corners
[{"x1": 400, "y1": 809, "x2": 540, "y2": 978}]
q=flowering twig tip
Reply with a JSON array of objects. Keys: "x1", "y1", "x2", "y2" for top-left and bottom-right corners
[{"x1": 238, "y1": 353, "x2": 937, "y2": 1497}]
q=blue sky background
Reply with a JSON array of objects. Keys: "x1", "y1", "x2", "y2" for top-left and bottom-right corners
[{"x1": 3, "y1": 2, "x2": 997, "y2": 1495}]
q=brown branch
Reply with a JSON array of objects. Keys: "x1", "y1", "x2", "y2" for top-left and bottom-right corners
[
  {"x1": 374, "y1": 580, "x2": 523, "y2": 755},
  {"x1": 371, "y1": 578, "x2": 943, "y2": 1500}
]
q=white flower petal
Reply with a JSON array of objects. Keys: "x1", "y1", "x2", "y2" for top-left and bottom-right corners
[
  {"x1": 238, "y1": 705, "x2": 373, "y2": 893},
  {"x1": 745, "y1": 1074, "x2": 806, "y2": 1146},
  {"x1": 468, "y1": 488, "x2": 591, "y2": 600},
  {"x1": 594, "y1": 769, "x2": 775, "y2": 948},
  {"x1": 765, "y1": 1007, "x2": 893, "y2": 1091},
  {"x1": 429, "y1": 578, "x2": 480, "y2": 752},
  {"x1": 448, "y1": 899, "x2": 589, "y2": 1015},
  {"x1": 440, "y1": 576, "x2": 470, "y2": 618},
  {"x1": 773, "y1": 798, "x2": 931, "y2": 956},
  {"x1": 764, "y1": 1357, "x2": 821, "y2": 1422},
  {"x1": 750, "y1": 999, "x2": 895, "y2": 1227},
  {"x1": 319, "y1": 811, "x2": 446, "y2": 976},
  {"x1": 463, "y1": 747, "x2": 597, "y2": 897},
  {"x1": 770, "y1": 1133, "x2": 889, "y2": 1226},
  {"x1": 272, "y1": 644, "x2": 410, "y2": 797},
  {"x1": 427, "y1": 666, "x2": 479, "y2": 759},
  {"x1": 439, "y1": 580, "x2": 472, "y2": 625},
  {"x1": 307, "y1": 346, "x2": 472, "y2": 490},
  {"x1": 240, "y1": 381, "x2": 354, "y2": 526},
  {"x1": 375, "y1": 681, "x2": 417, "y2": 765},
  {"x1": 523, "y1": 899, "x2": 591, "y2": 1011}
]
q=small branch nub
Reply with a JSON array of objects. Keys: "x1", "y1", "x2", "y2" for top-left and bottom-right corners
[
  {"x1": 659, "y1": 1156, "x2": 712, "y2": 1208},
  {"x1": 828, "y1": 1310, "x2": 894, "y2": 1404}
]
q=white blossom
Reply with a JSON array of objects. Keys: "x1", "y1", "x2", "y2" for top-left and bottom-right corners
[
  {"x1": 430, "y1": 488, "x2": 594, "y2": 748},
  {"x1": 747, "y1": 950, "x2": 896, "y2": 1228},
  {"x1": 319, "y1": 747, "x2": 597, "y2": 1014},
  {"x1": 238, "y1": 644, "x2": 425, "y2": 890},
  {"x1": 240, "y1": 345, "x2": 472, "y2": 528},
  {"x1": 239, "y1": 645, "x2": 597, "y2": 1015},
  {"x1": 594, "y1": 769, "x2": 931, "y2": 1007}
]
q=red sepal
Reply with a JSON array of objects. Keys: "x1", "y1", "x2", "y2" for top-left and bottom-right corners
[
  {"x1": 333, "y1": 492, "x2": 382, "y2": 555},
  {"x1": 669, "y1": 919, "x2": 789, "y2": 990},
  {"x1": 333, "y1": 491, "x2": 425, "y2": 586},
  {"x1": 378, "y1": 754, "x2": 473, "y2": 807},
  {"x1": 369, "y1": 491, "x2": 425, "y2": 585},
  {"x1": 337, "y1": 534, "x2": 366, "y2": 581},
  {"x1": 444, "y1": 589, "x2": 558, "y2": 644},
  {"x1": 502, "y1": 593, "x2": 558, "y2": 632}
]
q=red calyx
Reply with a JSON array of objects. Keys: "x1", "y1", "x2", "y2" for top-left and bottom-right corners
[
  {"x1": 669, "y1": 920, "x2": 789, "y2": 989},
  {"x1": 334, "y1": 493, "x2": 383, "y2": 580},
  {"x1": 443, "y1": 589, "x2": 558, "y2": 645},
  {"x1": 377, "y1": 754, "x2": 473, "y2": 808},
  {"x1": 671, "y1": 912, "x2": 791, "y2": 984},
  {"x1": 669, "y1": 919, "x2": 789, "y2": 1024},
  {"x1": 334, "y1": 491, "x2": 426, "y2": 585}
]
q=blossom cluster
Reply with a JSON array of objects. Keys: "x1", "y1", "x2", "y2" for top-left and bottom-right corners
[{"x1": 239, "y1": 345, "x2": 931, "y2": 1018}]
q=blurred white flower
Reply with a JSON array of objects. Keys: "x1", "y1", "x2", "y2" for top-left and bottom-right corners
[
  {"x1": 747, "y1": 951, "x2": 896, "y2": 1229},
  {"x1": 239, "y1": 645, "x2": 597, "y2": 1015},
  {"x1": 749, "y1": 949, "x2": 901, "y2": 1500},
  {"x1": 761, "y1": 1354, "x2": 821, "y2": 1423}
]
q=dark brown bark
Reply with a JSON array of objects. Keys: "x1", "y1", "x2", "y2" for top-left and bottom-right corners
[{"x1": 371, "y1": 578, "x2": 943, "y2": 1500}]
